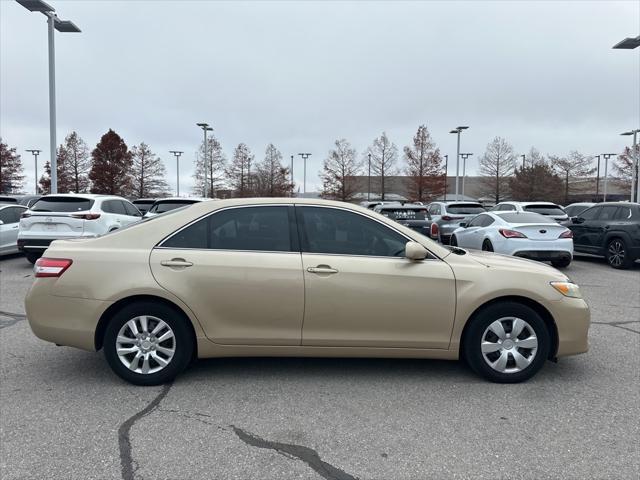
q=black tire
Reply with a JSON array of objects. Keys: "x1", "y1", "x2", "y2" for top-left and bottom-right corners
[
  {"x1": 551, "y1": 258, "x2": 571, "y2": 268},
  {"x1": 25, "y1": 252, "x2": 41, "y2": 264},
  {"x1": 606, "y1": 237, "x2": 633, "y2": 269},
  {"x1": 103, "y1": 301, "x2": 194, "y2": 386},
  {"x1": 482, "y1": 239, "x2": 494, "y2": 252},
  {"x1": 450, "y1": 235, "x2": 458, "y2": 247},
  {"x1": 463, "y1": 302, "x2": 550, "y2": 383}
]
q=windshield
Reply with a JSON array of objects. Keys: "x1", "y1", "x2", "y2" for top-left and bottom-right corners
[
  {"x1": 499, "y1": 212, "x2": 556, "y2": 224},
  {"x1": 31, "y1": 197, "x2": 94, "y2": 212},
  {"x1": 523, "y1": 205, "x2": 566, "y2": 216},
  {"x1": 149, "y1": 200, "x2": 198, "y2": 214},
  {"x1": 447, "y1": 204, "x2": 486, "y2": 215}
]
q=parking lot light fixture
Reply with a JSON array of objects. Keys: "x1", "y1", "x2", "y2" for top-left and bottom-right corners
[
  {"x1": 595, "y1": 155, "x2": 601, "y2": 199},
  {"x1": 460, "y1": 153, "x2": 473, "y2": 197},
  {"x1": 449, "y1": 126, "x2": 469, "y2": 201},
  {"x1": 443, "y1": 154, "x2": 448, "y2": 199},
  {"x1": 25, "y1": 149, "x2": 42, "y2": 194},
  {"x1": 169, "y1": 151, "x2": 183, "y2": 196},
  {"x1": 196, "y1": 123, "x2": 213, "y2": 197},
  {"x1": 290, "y1": 155, "x2": 294, "y2": 197},
  {"x1": 367, "y1": 153, "x2": 371, "y2": 201},
  {"x1": 613, "y1": 36, "x2": 640, "y2": 49},
  {"x1": 621, "y1": 129, "x2": 640, "y2": 203},
  {"x1": 298, "y1": 153, "x2": 311, "y2": 195},
  {"x1": 521, "y1": 154, "x2": 526, "y2": 169},
  {"x1": 601, "y1": 153, "x2": 618, "y2": 202},
  {"x1": 17, "y1": 0, "x2": 81, "y2": 195}
]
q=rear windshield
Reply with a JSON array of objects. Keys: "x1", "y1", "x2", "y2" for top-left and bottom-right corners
[
  {"x1": 0, "y1": 197, "x2": 18, "y2": 204},
  {"x1": 523, "y1": 205, "x2": 565, "y2": 216},
  {"x1": 133, "y1": 200, "x2": 155, "y2": 208},
  {"x1": 447, "y1": 204, "x2": 486, "y2": 214},
  {"x1": 379, "y1": 208, "x2": 428, "y2": 220},
  {"x1": 149, "y1": 200, "x2": 198, "y2": 214},
  {"x1": 499, "y1": 213, "x2": 556, "y2": 224},
  {"x1": 31, "y1": 197, "x2": 94, "y2": 212}
]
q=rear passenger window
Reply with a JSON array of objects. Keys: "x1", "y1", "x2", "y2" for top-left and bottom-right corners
[
  {"x1": 613, "y1": 207, "x2": 632, "y2": 220},
  {"x1": 102, "y1": 200, "x2": 127, "y2": 215},
  {"x1": 162, "y1": 206, "x2": 292, "y2": 252},
  {"x1": 580, "y1": 206, "x2": 601, "y2": 220},
  {"x1": 598, "y1": 206, "x2": 618, "y2": 221},
  {"x1": 123, "y1": 201, "x2": 141, "y2": 217}
]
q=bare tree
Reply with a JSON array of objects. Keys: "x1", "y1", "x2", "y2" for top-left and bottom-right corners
[
  {"x1": 130, "y1": 142, "x2": 170, "y2": 198},
  {"x1": 404, "y1": 125, "x2": 444, "y2": 202},
  {"x1": 63, "y1": 132, "x2": 91, "y2": 193},
  {"x1": 365, "y1": 132, "x2": 398, "y2": 201},
  {"x1": 550, "y1": 151, "x2": 595, "y2": 204},
  {"x1": 225, "y1": 143, "x2": 254, "y2": 197},
  {"x1": 255, "y1": 143, "x2": 292, "y2": 197},
  {"x1": 479, "y1": 137, "x2": 516, "y2": 203},
  {"x1": 89, "y1": 129, "x2": 133, "y2": 196},
  {"x1": 320, "y1": 138, "x2": 361, "y2": 201},
  {"x1": 39, "y1": 145, "x2": 73, "y2": 194},
  {"x1": 193, "y1": 135, "x2": 226, "y2": 197},
  {"x1": 510, "y1": 163, "x2": 563, "y2": 204},
  {"x1": 615, "y1": 145, "x2": 639, "y2": 191},
  {"x1": 0, "y1": 139, "x2": 25, "y2": 194}
]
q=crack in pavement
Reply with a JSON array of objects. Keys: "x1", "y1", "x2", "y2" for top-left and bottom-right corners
[
  {"x1": 118, "y1": 383, "x2": 172, "y2": 480},
  {"x1": 232, "y1": 425, "x2": 358, "y2": 480},
  {"x1": 592, "y1": 321, "x2": 640, "y2": 335},
  {"x1": 0, "y1": 310, "x2": 27, "y2": 330}
]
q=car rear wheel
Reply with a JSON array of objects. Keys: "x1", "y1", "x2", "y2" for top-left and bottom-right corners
[
  {"x1": 482, "y1": 239, "x2": 493, "y2": 252},
  {"x1": 450, "y1": 235, "x2": 458, "y2": 247},
  {"x1": 103, "y1": 301, "x2": 194, "y2": 386},
  {"x1": 25, "y1": 252, "x2": 41, "y2": 264},
  {"x1": 606, "y1": 238, "x2": 633, "y2": 269},
  {"x1": 463, "y1": 302, "x2": 550, "y2": 383}
]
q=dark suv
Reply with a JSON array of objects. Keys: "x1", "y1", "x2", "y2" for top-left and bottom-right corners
[{"x1": 569, "y1": 202, "x2": 640, "y2": 269}]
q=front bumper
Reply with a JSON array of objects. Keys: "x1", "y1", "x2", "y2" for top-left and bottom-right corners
[{"x1": 552, "y1": 297, "x2": 590, "y2": 357}]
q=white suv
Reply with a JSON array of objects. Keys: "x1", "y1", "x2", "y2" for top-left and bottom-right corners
[
  {"x1": 18, "y1": 194, "x2": 142, "y2": 263},
  {"x1": 491, "y1": 201, "x2": 569, "y2": 225}
]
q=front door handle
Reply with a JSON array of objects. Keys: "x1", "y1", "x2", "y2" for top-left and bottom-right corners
[
  {"x1": 307, "y1": 265, "x2": 338, "y2": 274},
  {"x1": 160, "y1": 258, "x2": 194, "y2": 268}
]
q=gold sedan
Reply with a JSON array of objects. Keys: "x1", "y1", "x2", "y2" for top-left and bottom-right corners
[{"x1": 25, "y1": 198, "x2": 590, "y2": 385}]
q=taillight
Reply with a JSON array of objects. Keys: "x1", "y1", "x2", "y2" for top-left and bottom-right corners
[
  {"x1": 34, "y1": 258, "x2": 73, "y2": 278},
  {"x1": 71, "y1": 213, "x2": 101, "y2": 220},
  {"x1": 21, "y1": 212, "x2": 31, "y2": 218},
  {"x1": 430, "y1": 223, "x2": 439, "y2": 238},
  {"x1": 499, "y1": 228, "x2": 527, "y2": 238},
  {"x1": 441, "y1": 215, "x2": 461, "y2": 221},
  {"x1": 559, "y1": 230, "x2": 573, "y2": 239}
]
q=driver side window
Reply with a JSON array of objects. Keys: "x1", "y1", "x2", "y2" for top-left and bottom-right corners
[{"x1": 298, "y1": 206, "x2": 408, "y2": 257}]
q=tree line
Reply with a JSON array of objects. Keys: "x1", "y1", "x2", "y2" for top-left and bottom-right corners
[{"x1": 1, "y1": 130, "x2": 637, "y2": 204}]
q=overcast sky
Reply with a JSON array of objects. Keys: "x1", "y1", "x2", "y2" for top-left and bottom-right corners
[{"x1": 1, "y1": 0, "x2": 638, "y2": 195}]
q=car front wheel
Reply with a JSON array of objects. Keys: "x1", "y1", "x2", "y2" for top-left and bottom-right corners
[
  {"x1": 463, "y1": 302, "x2": 550, "y2": 383},
  {"x1": 606, "y1": 238, "x2": 633, "y2": 269},
  {"x1": 103, "y1": 301, "x2": 194, "y2": 386}
]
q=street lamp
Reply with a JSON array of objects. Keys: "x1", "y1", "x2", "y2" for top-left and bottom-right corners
[
  {"x1": 612, "y1": 35, "x2": 640, "y2": 49},
  {"x1": 594, "y1": 155, "x2": 601, "y2": 200},
  {"x1": 460, "y1": 153, "x2": 473, "y2": 198},
  {"x1": 290, "y1": 155, "x2": 294, "y2": 197},
  {"x1": 169, "y1": 151, "x2": 183, "y2": 196},
  {"x1": 298, "y1": 153, "x2": 311, "y2": 195},
  {"x1": 25, "y1": 149, "x2": 42, "y2": 194},
  {"x1": 367, "y1": 153, "x2": 372, "y2": 201},
  {"x1": 621, "y1": 129, "x2": 640, "y2": 203},
  {"x1": 449, "y1": 126, "x2": 469, "y2": 201},
  {"x1": 601, "y1": 153, "x2": 618, "y2": 202},
  {"x1": 196, "y1": 123, "x2": 213, "y2": 197},
  {"x1": 443, "y1": 154, "x2": 448, "y2": 200},
  {"x1": 17, "y1": 0, "x2": 81, "y2": 195},
  {"x1": 521, "y1": 154, "x2": 526, "y2": 169}
]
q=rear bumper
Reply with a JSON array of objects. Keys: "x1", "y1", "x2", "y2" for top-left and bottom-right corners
[
  {"x1": 514, "y1": 250, "x2": 573, "y2": 262},
  {"x1": 17, "y1": 238, "x2": 54, "y2": 252}
]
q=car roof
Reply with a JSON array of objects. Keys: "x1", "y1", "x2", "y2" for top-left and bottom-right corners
[
  {"x1": 133, "y1": 198, "x2": 157, "y2": 202},
  {"x1": 501, "y1": 201, "x2": 560, "y2": 206},
  {"x1": 37, "y1": 193, "x2": 116, "y2": 200},
  {"x1": 152, "y1": 197, "x2": 208, "y2": 202}
]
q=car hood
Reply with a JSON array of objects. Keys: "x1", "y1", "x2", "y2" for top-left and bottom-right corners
[{"x1": 465, "y1": 249, "x2": 569, "y2": 280}]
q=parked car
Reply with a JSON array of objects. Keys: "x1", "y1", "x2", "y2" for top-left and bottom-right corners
[
  {"x1": 373, "y1": 203, "x2": 435, "y2": 237},
  {"x1": 0, "y1": 196, "x2": 20, "y2": 205},
  {"x1": 143, "y1": 197, "x2": 207, "y2": 218},
  {"x1": 18, "y1": 195, "x2": 43, "y2": 208},
  {"x1": 451, "y1": 211, "x2": 573, "y2": 268},
  {"x1": 132, "y1": 198, "x2": 157, "y2": 215},
  {"x1": 564, "y1": 202, "x2": 596, "y2": 218},
  {"x1": 569, "y1": 202, "x2": 640, "y2": 269},
  {"x1": 427, "y1": 201, "x2": 487, "y2": 244},
  {"x1": 25, "y1": 198, "x2": 589, "y2": 386},
  {"x1": 359, "y1": 201, "x2": 400, "y2": 210},
  {"x1": 0, "y1": 204, "x2": 28, "y2": 255},
  {"x1": 492, "y1": 201, "x2": 570, "y2": 225},
  {"x1": 18, "y1": 194, "x2": 142, "y2": 264}
]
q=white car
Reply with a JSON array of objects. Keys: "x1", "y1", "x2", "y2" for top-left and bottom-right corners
[
  {"x1": 450, "y1": 211, "x2": 574, "y2": 268},
  {"x1": 0, "y1": 204, "x2": 28, "y2": 255},
  {"x1": 492, "y1": 201, "x2": 570, "y2": 225},
  {"x1": 143, "y1": 197, "x2": 207, "y2": 218},
  {"x1": 18, "y1": 194, "x2": 142, "y2": 264}
]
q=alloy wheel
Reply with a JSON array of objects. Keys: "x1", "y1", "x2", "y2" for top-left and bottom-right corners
[
  {"x1": 480, "y1": 317, "x2": 538, "y2": 374},
  {"x1": 607, "y1": 240, "x2": 625, "y2": 268},
  {"x1": 116, "y1": 315, "x2": 176, "y2": 374}
]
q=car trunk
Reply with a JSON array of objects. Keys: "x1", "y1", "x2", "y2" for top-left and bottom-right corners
[
  {"x1": 510, "y1": 223, "x2": 568, "y2": 240},
  {"x1": 22, "y1": 197, "x2": 95, "y2": 237}
]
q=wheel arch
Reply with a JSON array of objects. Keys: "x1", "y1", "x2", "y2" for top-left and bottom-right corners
[
  {"x1": 94, "y1": 294, "x2": 198, "y2": 359},
  {"x1": 459, "y1": 295, "x2": 559, "y2": 360}
]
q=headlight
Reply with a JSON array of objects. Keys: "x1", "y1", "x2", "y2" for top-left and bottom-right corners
[{"x1": 550, "y1": 281, "x2": 582, "y2": 298}]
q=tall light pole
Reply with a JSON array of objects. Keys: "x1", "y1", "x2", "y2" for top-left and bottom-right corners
[
  {"x1": 298, "y1": 153, "x2": 311, "y2": 195},
  {"x1": 196, "y1": 123, "x2": 213, "y2": 197},
  {"x1": 621, "y1": 130, "x2": 639, "y2": 203},
  {"x1": 290, "y1": 155, "x2": 294, "y2": 197},
  {"x1": 449, "y1": 126, "x2": 469, "y2": 201},
  {"x1": 601, "y1": 153, "x2": 618, "y2": 202},
  {"x1": 367, "y1": 153, "x2": 372, "y2": 201},
  {"x1": 595, "y1": 155, "x2": 601, "y2": 200},
  {"x1": 169, "y1": 151, "x2": 183, "y2": 196},
  {"x1": 521, "y1": 154, "x2": 526, "y2": 169},
  {"x1": 25, "y1": 149, "x2": 42, "y2": 194},
  {"x1": 443, "y1": 154, "x2": 448, "y2": 200},
  {"x1": 18, "y1": 0, "x2": 81, "y2": 195},
  {"x1": 460, "y1": 153, "x2": 473, "y2": 198}
]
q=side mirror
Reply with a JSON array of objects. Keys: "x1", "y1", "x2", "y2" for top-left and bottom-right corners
[
  {"x1": 572, "y1": 217, "x2": 584, "y2": 224},
  {"x1": 405, "y1": 241, "x2": 428, "y2": 261},
  {"x1": 0, "y1": 220, "x2": 4, "y2": 225},
  {"x1": 459, "y1": 222, "x2": 468, "y2": 228}
]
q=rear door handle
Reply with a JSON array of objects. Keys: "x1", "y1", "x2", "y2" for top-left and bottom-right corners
[
  {"x1": 307, "y1": 266, "x2": 338, "y2": 274},
  {"x1": 160, "y1": 259, "x2": 193, "y2": 268}
]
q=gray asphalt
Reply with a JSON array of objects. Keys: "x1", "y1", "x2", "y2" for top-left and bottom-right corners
[{"x1": 1, "y1": 253, "x2": 639, "y2": 480}]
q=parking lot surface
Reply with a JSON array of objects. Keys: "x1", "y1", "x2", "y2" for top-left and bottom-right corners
[{"x1": 1, "y1": 253, "x2": 639, "y2": 480}]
